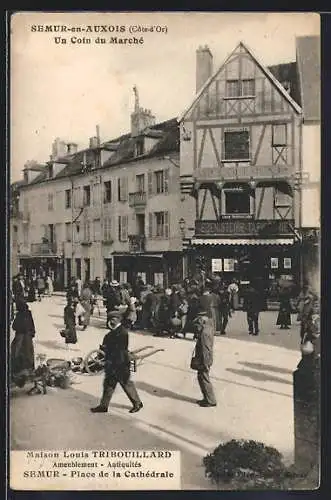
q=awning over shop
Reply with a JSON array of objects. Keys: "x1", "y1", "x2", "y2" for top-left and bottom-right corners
[
  {"x1": 113, "y1": 253, "x2": 164, "y2": 258},
  {"x1": 191, "y1": 238, "x2": 294, "y2": 246}
]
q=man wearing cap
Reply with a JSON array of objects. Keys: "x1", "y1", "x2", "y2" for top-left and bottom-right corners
[
  {"x1": 90, "y1": 310, "x2": 143, "y2": 414},
  {"x1": 191, "y1": 308, "x2": 217, "y2": 407}
]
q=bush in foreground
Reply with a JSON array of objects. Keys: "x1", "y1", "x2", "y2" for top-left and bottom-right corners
[{"x1": 203, "y1": 439, "x2": 306, "y2": 490}]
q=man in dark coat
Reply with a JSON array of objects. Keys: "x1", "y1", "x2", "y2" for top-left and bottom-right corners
[
  {"x1": 218, "y1": 287, "x2": 231, "y2": 335},
  {"x1": 13, "y1": 274, "x2": 25, "y2": 303},
  {"x1": 192, "y1": 308, "x2": 217, "y2": 407},
  {"x1": 242, "y1": 282, "x2": 262, "y2": 335},
  {"x1": 90, "y1": 310, "x2": 143, "y2": 414}
]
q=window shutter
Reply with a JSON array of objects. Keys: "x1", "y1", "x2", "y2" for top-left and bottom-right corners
[
  {"x1": 124, "y1": 215, "x2": 128, "y2": 241},
  {"x1": 148, "y1": 213, "x2": 153, "y2": 238},
  {"x1": 118, "y1": 216, "x2": 121, "y2": 240},
  {"x1": 123, "y1": 177, "x2": 128, "y2": 201},
  {"x1": 74, "y1": 187, "x2": 81, "y2": 208},
  {"x1": 109, "y1": 216, "x2": 113, "y2": 240},
  {"x1": 164, "y1": 169, "x2": 169, "y2": 193},
  {"x1": 164, "y1": 212, "x2": 169, "y2": 239},
  {"x1": 148, "y1": 172, "x2": 153, "y2": 196},
  {"x1": 221, "y1": 130, "x2": 225, "y2": 161}
]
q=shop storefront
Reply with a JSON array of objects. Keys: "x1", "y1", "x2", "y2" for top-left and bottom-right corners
[
  {"x1": 19, "y1": 256, "x2": 64, "y2": 290},
  {"x1": 187, "y1": 239, "x2": 300, "y2": 306},
  {"x1": 113, "y1": 252, "x2": 182, "y2": 288}
]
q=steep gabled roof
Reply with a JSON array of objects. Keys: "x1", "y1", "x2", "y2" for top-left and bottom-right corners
[
  {"x1": 267, "y1": 62, "x2": 301, "y2": 106},
  {"x1": 296, "y1": 36, "x2": 320, "y2": 121},
  {"x1": 178, "y1": 41, "x2": 302, "y2": 122}
]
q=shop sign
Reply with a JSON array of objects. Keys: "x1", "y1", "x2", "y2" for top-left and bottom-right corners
[{"x1": 211, "y1": 259, "x2": 223, "y2": 272}]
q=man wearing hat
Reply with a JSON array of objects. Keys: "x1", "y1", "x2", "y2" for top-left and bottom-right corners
[
  {"x1": 90, "y1": 310, "x2": 143, "y2": 414},
  {"x1": 191, "y1": 307, "x2": 217, "y2": 407}
]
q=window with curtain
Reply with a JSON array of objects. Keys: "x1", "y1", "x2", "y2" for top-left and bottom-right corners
[
  {"x1": 104, "y1": 181, "x2": 112, "y2": 203},
  {"x1": 224, "y1": 130, "x2": 250, "y2": 161},
  {"x1": 83, "y1": 185, "x2": 91, "y2": 206},
  {"x1": 149, "y1": 211, "x2": 169, "y2": 238}
]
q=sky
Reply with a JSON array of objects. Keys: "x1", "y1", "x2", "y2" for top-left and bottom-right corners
[{"x1": 10, "y1": 12, "x2": 320, "y2": 181}]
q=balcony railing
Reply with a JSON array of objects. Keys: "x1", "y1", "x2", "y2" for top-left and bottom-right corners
[
  {"x1": 194, "y1": 165, "x2": 294, "y2": 183},
  {"x1": 31, "y1": 242, "x2": 57, "y2": 256},
  {"x1": 129, "y1": 191, "x2": 147, "y2": 207},
  {"x1": 128, "y1": 235, "x2": 146, "y2": 253},
  {"x1": 195, "y1": 219, "x2": 295, "y2": 237}
]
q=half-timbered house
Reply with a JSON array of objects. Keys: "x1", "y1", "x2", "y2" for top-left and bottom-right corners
[{"x1": 179, "y1": 42, "x2": 304, "y2": 300}]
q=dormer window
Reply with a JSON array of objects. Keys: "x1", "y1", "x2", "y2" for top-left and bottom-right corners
[
  {"x1": 225, "y1": 79, "x2": 255, "y2": 98},
  {"x1": 136, "y1": 138, "x2": 145, "y2": 156}
]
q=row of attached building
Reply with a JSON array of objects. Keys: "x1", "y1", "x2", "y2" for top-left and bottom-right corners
[{"x1": 10, "y1": 36, "x2": 320, "y2": 297}]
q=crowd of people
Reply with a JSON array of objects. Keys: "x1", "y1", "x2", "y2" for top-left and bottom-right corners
[{"x1": 10, "y1": 269, "x2": 320, "y2": 408}]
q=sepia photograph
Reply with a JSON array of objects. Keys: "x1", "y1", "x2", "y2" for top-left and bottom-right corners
[{"x1": 9, "y1": 11, "x2": 320, "y2": 491}]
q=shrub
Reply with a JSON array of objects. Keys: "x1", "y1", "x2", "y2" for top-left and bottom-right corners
[{"x1": 203, "y1": 439, "x2": 303, "y2": 490}]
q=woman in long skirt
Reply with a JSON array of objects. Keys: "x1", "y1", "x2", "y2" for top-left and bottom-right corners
[
  {"x1": 276, "y1": 288, "x2": 292, "y2": 329},
  {"x1": 63, "y1": 298, "x2": 77, "y2": 346},
  {"x1": 11, "y1": 299, "x2": 36, "y2": 381}
]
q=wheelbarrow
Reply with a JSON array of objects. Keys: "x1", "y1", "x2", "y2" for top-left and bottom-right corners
[{"x1": 82, "y1": 345, "x2": 165, "y2": 375}]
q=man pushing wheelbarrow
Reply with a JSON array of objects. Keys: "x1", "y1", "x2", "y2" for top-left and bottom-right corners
[{"x1": 89, "y1": 310, "x2": 164, "y2": 415}]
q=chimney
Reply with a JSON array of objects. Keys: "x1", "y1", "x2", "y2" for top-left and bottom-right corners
[
  {"x1": 89, "y1": 137, "x2": 99, "y2": 149},
  {"x1": 51, "y1": 138, "x2": 67, "y2": 160},
  {"x1": 196, "y1": 45, "x2": 213, "y2": 93},
  {"x1": 130, "y1": 86, "x2": 155, "y2": 137}
]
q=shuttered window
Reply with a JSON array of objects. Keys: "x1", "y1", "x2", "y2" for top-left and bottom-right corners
[
  {"x1": 118, "y1": 215, "x2": 128, "y2": 241},
  {"x1": 103, "y1": 216, "x2": 112, "y2": 241},
  {"x1": 118, "y1": 177, "x2": 128, "y2": 202},
  {"x1": 150, "y1": 169, "x2": 170, "y2": 195}
]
